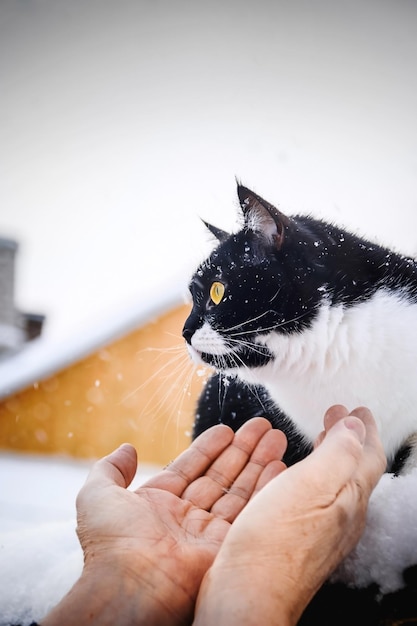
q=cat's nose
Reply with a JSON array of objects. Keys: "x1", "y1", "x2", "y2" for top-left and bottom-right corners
[
  {"x1": 182, "y1": 308, "x2": 202, "y2": 346},
  {"x1": 182, "y1": 325, "x2": 194, "y2": 345},
  {"x1": 183, "y1": 311, "x2": 202, "y2": 344}
]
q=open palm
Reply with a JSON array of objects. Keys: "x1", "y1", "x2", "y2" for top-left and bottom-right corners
[{"x1": 75, "y1": 418, "x2": 287, "y2": 619}]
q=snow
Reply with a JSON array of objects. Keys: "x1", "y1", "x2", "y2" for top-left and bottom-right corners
[
  {"x1": 0, "y1": 452, "x2": 161, "y2": 625},
  {"x1": 332, "y1": 467, "x2": 417, "y2": 594}
]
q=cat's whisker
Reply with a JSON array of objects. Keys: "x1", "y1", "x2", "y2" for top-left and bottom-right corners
[
  {"x1": 119, "y1": 343, "x2": 188, "y2": 404},
  {"x1": 226, "y1": 336, "x2": 270, "y2": 358},
  {"x1": 159, "y1": 357, "x2": 203, "y2": 442},
  {"x1": 138, "y1": 344, "x2": 186, "y2": 353},
  {"x1": 221, "y1": 309, "x2": 272, "y2": 333},
  {"x1": 221, "y1": 342, "x2": 254, "y2": 370},
  {"x1": 227, "y1": 307, "x2": 313, "y2": 338},
  {"x1": 133, "y1": 346, "x2": 201, "y2": 438},
  {"x1": 269, "y1": 287, "x2": 282, "y2": 303}
]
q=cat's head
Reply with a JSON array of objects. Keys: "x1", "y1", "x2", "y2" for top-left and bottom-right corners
[{"x1": 183, "y1": 184, "x2": 325, "y2": 372}]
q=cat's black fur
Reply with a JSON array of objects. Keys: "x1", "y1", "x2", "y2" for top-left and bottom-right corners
[
  {"x1": 193, "y1": 373, "x2": 312, "y2": 466},
  {"x1": 183, "y1": 183, "x2": 417, "y2": 624}
]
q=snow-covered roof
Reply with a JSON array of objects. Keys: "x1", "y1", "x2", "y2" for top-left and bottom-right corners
[{"x1": 0, "y1": 277, "x2": 187, "y2": 401}]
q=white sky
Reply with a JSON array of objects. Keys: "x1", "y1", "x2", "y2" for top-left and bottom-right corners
[{"x1": 1, "y1": 0, "x2": 417, "y2": 344}]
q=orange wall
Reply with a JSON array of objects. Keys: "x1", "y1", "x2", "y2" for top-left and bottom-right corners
[{"x1": 0, "y1": 304, "x2": 211, "y2": 465}]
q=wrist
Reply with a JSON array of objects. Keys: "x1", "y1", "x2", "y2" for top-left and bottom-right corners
[
  {"x1": 194, "y1": 551, "x2": 311, "y2": 626},
  {"x1": 41, "y1": 553, "x2": 193, "y2": 626}
]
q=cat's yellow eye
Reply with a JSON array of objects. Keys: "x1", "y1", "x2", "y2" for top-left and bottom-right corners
[{"x1": 210, "y1": 281, "x2": 225, "y2": 305}]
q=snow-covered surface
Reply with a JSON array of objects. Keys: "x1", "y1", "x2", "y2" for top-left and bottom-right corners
[
  {"x1": 332, "y1": 467, "x2": 417, "y2": 595},
  {"x1": 0, "y1": 452, "x2": 161, "y2": 626}
]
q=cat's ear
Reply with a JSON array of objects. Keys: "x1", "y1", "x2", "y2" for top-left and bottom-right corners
[
  {"x1": 237, "y1": 185, "x2": 291, "y2": 250},
  {"x1": 201, "y1": 219, "x2": 230, "y2": 243}
]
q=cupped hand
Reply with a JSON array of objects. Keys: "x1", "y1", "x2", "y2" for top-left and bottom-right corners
[
  {"x1": 194, "y1": 405, "x2": 387, "y2": 626},
  {"x1": 75, "y1": 417, "x2": 287, "y2": 624}
]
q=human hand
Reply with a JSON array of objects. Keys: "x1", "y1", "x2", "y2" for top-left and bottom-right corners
[
  {"x1": 62, "y1": 417, "x2": 287, "y2": 626},
  {"x1": 194, "y1": 405, "x2": 387, "y2": 626}
]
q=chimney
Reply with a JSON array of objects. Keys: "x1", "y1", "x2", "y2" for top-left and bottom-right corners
[{"x1": 0, "y1": 237, "x2": 25, "y2": 354}]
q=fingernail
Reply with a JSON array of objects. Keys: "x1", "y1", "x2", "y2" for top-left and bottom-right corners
[
  {"x1": 116, "y1": 443, "x2": 133, "y2": 453},
  {"x1": 343, "y1": 416, "x2": 366, "y2": 444}
]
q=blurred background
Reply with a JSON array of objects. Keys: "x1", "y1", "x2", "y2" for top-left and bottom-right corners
[{"x1": 2, "y1": 0, "x2": 417, "y2": 344}]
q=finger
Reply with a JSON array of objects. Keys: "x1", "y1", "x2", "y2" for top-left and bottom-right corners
[
  {"x1": 300, "y1": 414, "x2": 384, "y2": 501},
  {"x1": 212, "y1": 429, "x2": 287, "y2": 517},
  {"x1": 210, "y1": 431, "x2": 288, "y2": 522},
  {"x1": 254, "y1": 458, "x2": 288, "y2": 494},
  {"x1": 90, "y1": 443, "x2": 138, "y2": 488},
  {"x1": 181, "y1": 418, "x2": 274, "y2": 509},
  {"x1": 314, "y1": 405, "x2": 350, "y2": 448},
  {"x1": 310, "y1": 417, "x2": 366, "y2": 492},
  {"x1": 140, "y1": 423, "x2": 235, "y2": 495},
  {"x1": 349, "y1": 406, "x2": 387, "y2": 489},
  {"x1": 205, "y1": 417, "x2": 275, "y2": 490},
  {"x1": 246, "y1": 415, "x2": 375, "y2": 530},
  {"x1": 324, "y1": 404, "x2": 350, "y2": 431},
  {"x1": 350, "y1": 406, "x2": 379, "y2": 439},
  {"x1": 187, "y1": 422, "x2": 287, "y2": 517},
  {"x1": 76, "y1": 444, "x2": 138, "y2": 509}
]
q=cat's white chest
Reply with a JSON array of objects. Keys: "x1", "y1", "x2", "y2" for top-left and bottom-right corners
[{"x1": 239, "y1": 290, "x2": 417, "y2": 460}]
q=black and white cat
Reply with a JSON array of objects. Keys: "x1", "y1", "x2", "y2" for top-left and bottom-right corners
[{"x1": 183, "y1": 184, "x2": 417, "y2": 625}]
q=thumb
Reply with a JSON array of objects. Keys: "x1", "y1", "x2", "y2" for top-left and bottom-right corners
[
  {"x1": 301, "y1": 412, "x2": 385, "y2": 500},
  {"x1": 307, "y1": 416, "x2": 366, "y2": 491},
  {"x1": 86, "y1": 443, "x2": 138, "y2": 490}
]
